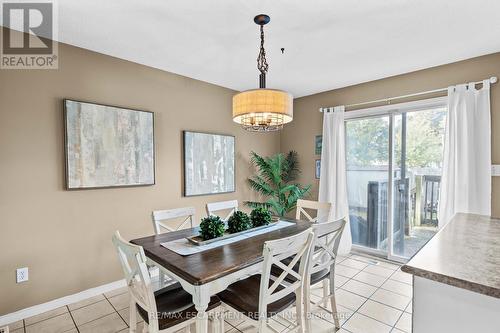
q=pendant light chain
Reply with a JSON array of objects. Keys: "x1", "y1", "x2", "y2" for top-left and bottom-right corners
[{"x1": 257, "y1": 25, "x2": 269, "y2": 75}]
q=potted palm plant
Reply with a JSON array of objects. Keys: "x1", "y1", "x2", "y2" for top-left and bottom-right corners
[{"x1": 245, "y1": 151, "x2": 311, "y2": 217}]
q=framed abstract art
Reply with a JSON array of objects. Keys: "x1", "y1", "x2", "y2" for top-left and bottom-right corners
[
  {"x1": 64, "y1": 99, "x2": 155, "y2": 189},
  {"x1": 183, "y1": 131, "x2": 235, "y2": 196}
]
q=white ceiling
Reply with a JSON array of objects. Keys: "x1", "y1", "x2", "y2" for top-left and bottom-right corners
[{"x1": 4, "y1": 0, "x2": 500, "y2": 97}]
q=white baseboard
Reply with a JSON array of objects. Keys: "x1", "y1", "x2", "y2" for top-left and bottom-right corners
[{"x1": 0, "y1": 279, "x2": 126, "y2": 327}]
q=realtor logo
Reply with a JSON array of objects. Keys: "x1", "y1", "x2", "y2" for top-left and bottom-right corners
[{"x1": 1, "y1": 0, "x2": 58, "y2": 69}]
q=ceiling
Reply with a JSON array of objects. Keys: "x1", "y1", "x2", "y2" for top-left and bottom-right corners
[{"x1": 4, "y1": 0, "x2": 500, "y2": 97}]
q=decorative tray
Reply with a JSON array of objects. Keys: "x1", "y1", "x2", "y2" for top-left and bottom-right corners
[{"x1": 186, "y1": 219, "x2": 279, "y2": 246}]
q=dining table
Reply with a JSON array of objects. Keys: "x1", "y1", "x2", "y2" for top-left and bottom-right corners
[{"x1": 130, "y1": 218, "x2": 312, "y2": 333}]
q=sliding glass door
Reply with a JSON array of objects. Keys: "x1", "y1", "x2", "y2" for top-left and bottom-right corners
[
  {"x1": 345, "y1": 101, "x2": 447, "y2": 261},
  {"x1": 392, "y1": 107, "x2": 446, "y2": 258},
  {"x1": 346, "y1": 116, "x2": 390, "y2": 253}
]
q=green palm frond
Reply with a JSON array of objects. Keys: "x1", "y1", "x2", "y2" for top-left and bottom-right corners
[
  {"x1": 279, "y1": 184, "x2": 297, "y2": 195},
  {"x1": 250, "y1": 151, "x2": 277, "y2": 185},
  {"x1": 247, "y1": 177, "x2": 274, "y2": 196},
  {"x1": 285, "y1": 190, "x2": 301, "y2": 211},
  {"x1": 299, "y1": 184, "x2": 312, "y2": 196},
  {"x1": 266, "y1": 197, "x2": 285, "y2": 216},
  {"x1": 286, "y1": 185, "x2": 312, "y2": 211},
  {"x1": 283, "y1": 150, "x2": 300, "y2": 182},
  {"x1": 244, "y1": 201, "x2": 272, "y2": 210},
  {"x1": 263, "y1": 153, "x2": 283, "y2": 186}
]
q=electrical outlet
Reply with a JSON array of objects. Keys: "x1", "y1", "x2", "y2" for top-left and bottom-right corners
[
  {"x1": 16, "y1": 267, "x2": 28, "y2": 283},
  {"x1": 492, "y1": 165, "x2": 500, "y2": 176}
]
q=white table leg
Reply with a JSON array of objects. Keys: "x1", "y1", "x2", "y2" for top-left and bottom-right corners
[
  {"x1": 193, "y1": 287, "x2": 210, "y2": 333},
  {"x1": 195, "y1": 305, "x2": 209, "y2": 333}
]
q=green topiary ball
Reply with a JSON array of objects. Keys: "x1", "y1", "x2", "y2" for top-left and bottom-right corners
[
  {"x1": 250, "y1": 207, "x2": 272, "y2": 227},
  {"x1": 227, "y1": 210, "x2": 252, "y2": 234},
  {"x1": 199, "y1": 215, "x2": 225, "y2": 240}
]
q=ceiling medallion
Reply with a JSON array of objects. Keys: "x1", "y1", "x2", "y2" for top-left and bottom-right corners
[{"x1": 232, "y1": 14, "x2": 293, "y2": 132}]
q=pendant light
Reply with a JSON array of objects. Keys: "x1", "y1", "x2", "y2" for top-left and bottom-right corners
[{"x1": 232, "y1": 14, "x2": 293, "y2": 132}]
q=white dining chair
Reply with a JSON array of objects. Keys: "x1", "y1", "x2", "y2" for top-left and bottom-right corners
[
  {"x1": 206, "y1": 200, "x2": 238, "y2": 220},
  {"x1": 218, "y1": 228, "x2": 315, "y2": 333},
  {"x1": 112, "y1": 231, "x2": 224, "y2": 333},
  {"x1": 295, "y1": 199, "x2": 332, "y2": 223},
  {"x1": 152, "y1": 207, "x2": 196, "y2": 235},
  {"x1": 151, "y1": 207, "x2": 196, "y2": 286},
  {"x1": 305, "y1": 219, "x2": 346, "y2": 331},
  {"x1": 295, "y1": 199, "x2": 333, "y2": 306}
]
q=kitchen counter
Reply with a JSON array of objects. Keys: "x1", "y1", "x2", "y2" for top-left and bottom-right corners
[
  {"x1": 402, "y1": 213, "x2": 500, "y2": 333},
  {"x1": 402, "y1": 213, "x2": 500, "y2": 298}
]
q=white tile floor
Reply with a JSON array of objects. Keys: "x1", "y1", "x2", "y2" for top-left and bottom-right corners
[{"x1": 5, "y1": 252, "x2": 412, "y2": 333}]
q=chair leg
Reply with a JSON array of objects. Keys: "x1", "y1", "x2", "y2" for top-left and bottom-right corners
[
  {"x1": 129, "y1": 300, "x2": 137, "y2": 332},
  {"x1": 304, "y1": 278, "x2": 312, "y2": 333},
  {"x1": 330, "y1": 294, "x2": 340, "y2": 330},
  {"x1": 322, "y1": 279, "x2": 329, "y2": 308},
  {"x1": 329, "y1": 274, "x2": 340, "y2": 330},
  {"x1": 295, "y1": 288, "x2": 304, "y2": 332}
]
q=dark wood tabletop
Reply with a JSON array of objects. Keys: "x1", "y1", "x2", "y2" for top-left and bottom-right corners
[{"x1": 131, "y1": 218, "x2": 312, "y2": 286}]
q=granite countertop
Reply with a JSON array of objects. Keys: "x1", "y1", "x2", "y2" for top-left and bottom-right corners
[{"x1": 402, "y1": 213, "x2": 500, "y2": 298}]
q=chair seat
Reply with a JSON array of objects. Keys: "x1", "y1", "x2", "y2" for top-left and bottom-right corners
[
  {"x1": 271, "y1": 256, "x2": 330, "y2": 285},
  {"x1": 218, "y1": 274, "x2": 296, "y2": 320},
  {"x1": 137, "y1": 282, "x2": 221, "y2": 330}
]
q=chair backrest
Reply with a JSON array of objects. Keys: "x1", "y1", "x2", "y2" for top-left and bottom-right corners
[
  {"x1": 206, "y1": 200, "x2": 238, "y2": 220},
  {"x1": 258, "y1": 228, "x2": 315, "y2": 326},
  {"x1": 296, "y1": 199, "x2": 332, "y2": 222},
  {"x1": 112, "y1": 231, "x2": 159, "y2": 331},
  {"x1": 310, "y1": 219, "x2": 346, "y2": 275},
  {"x1": 151, "y1": 207, "x2": 196, "y2": 235}
]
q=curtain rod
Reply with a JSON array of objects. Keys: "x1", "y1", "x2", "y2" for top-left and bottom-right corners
[{"x1": 319, "y1": 76, "x2": 498, "y2": 112}]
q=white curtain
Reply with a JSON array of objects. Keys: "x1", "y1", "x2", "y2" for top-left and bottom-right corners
[
  {"x1": 319, "y1": 106, "x2": 352, "y2": 254},
  {"x1": 438, "y1": 80, "x2": 491, "y2": 228}
]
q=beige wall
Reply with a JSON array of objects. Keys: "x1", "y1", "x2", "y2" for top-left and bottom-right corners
[
  {"x1": 0, "y1": 32, "x2": 279, "y2": 314},
  {"x1": 281, "y1": 52, "x2": 500, "y2": 217}
]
